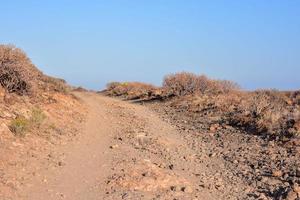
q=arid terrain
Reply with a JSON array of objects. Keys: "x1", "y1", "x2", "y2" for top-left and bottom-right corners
[{"x1": 1, "y1": 45, "x2": 300, "y2": 200}]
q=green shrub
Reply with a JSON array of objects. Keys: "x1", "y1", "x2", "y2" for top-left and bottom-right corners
[
  {"x1": 9, "y1": 116, "x2": 30, "y2": 136},
  {"x1": 9, "y1": 107, "x2": 46, "y2": 136}
]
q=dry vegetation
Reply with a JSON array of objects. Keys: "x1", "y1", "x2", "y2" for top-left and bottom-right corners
[
  {"x1": 104, "y1": 72, "x2": 300, "y2": 142},
  {"x1": 105, "y1": 81, "x2": 159, "y2": 100},
  {"x1": 163, "y1": 72, "x2": 239, "y2": 96},
  {"x1": 0, "y1": 44, "x2": 85, "y2": 138},
  {"x1": 0, "y1": 44, "x2": 69, "y2": 96},
  {"x1": 0, "y1": 44, "x2": 86, "y2": 199}
]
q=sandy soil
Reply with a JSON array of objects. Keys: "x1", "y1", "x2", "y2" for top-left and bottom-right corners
[{"x1": 2, "y1": 92, "x2": 299, "y2": 199}]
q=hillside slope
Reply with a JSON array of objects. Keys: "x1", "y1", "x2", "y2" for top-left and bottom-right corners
[{"x1": 0, "y1": 45, "x2": 86, "y2": 199}]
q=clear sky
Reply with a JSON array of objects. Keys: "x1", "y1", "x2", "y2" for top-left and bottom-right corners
[{"x1": 0, "y1": 1, "x2": 299, "y2": 90}]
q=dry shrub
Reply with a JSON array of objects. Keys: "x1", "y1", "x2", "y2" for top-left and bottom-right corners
[
  {"x1": 105, "y1": 72, "x2": 239, "y2": 101},
  {"x1": 163, "y1": 72, "x2": 239, "y2": 96},
  {"x1": 0, "y1": 44, "x2": 69, "y2": 96},
  {"x1": 9, "y1": 115, "x2": 30, "y2": 136},
  {"x1": 0, "y1": 44, "x2": 42, "y2": 95},
  {"x1": 290, "y1": 90, "x2": 300, "y2": 106},
  {"x1": 227, "y1": 90, "x2": 299, "y2": 139},
  {"x1": 170, "y1": 89, "x2": 299, "y2": 140},
  {"x1": 105, "y1": 82, "x2": 157, "y2": 100},
  {"x1": 216, "y1": 80, "x2": 241, "y2": 94},
  {"x1": 42, "y1": 76, "x2": 69, "y2": 93},
  {"x1": 104, "y1": 72, "x2": 299, "y2": 140},
  {"x1": 163, "y1": 72, "x2": 199, "y2": 96}
]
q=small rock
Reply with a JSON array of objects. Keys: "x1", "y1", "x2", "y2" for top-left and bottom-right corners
[
  {"x1": 181, "y1": 186, "x2": 193, "y2": 193},
  {"x1": 286, "y1": 190, "x2": 297, "y2": 200},
  {"x1": 293, "y1": 183, "x2": 300, "y2": 195},
  {"x1": 259, "y1": 193, "x2": 269, "y2": 200},
  {"x1": 296, "y1": 168, "x2": 300, "y2": 177},
  {"x1": 110, "y1": 144, "x2": 119, "y2": 149},
  {"x1": 272, "y1": 170, "x2": 283, "y2": 177},
  {"x1": 209, "y1": 126, "x2": 216, "y2": 132},
  {"x1": 170, "y1": 186, "x2": 177, "y2": 191},
  {"x1": 141, "y1": 172, "x2": 150, "y2": 177},
  {"x1": 12, "y1": 142, "x2": 23, "y2": 147},
  {"x1": 209, "y1": 153, "x2": 216, "y2": 157},
  {"x1": 122, "y1": 193, "x2": 128, "y2": 199},
  {"x1": 209, "y1": 124, "x2": 219, "y2": 132}
]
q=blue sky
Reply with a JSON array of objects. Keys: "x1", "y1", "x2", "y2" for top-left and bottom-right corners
[{"x1": 0, "y1": 1, "x2": 299, "y2": 90}]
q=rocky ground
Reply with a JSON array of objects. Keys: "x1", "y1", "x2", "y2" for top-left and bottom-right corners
[
  {"x1": 1, "y1": 91, "x2": 300, "y2": 200},
  {"x1": 146, "y1": 100, "x2": 300, "y2": 200}
]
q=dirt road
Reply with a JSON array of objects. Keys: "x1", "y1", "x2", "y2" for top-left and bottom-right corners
[{"x1": 16, "y1": 92, "x2": 249, "y2": 200}]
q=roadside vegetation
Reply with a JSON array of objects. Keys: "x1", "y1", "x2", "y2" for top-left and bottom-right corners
[
  {"x1": 9, "y1": 107, "x2": 47, "y2": 136},
  {"x1": 0, "y1": 44, "x2": 69, "y2": 97},
  {"x1": 104, "y1": 72, "x2": 300, "y2": 142},
  {"x1": 0, "y1": 44, "x2": 85, "y2": 139}
]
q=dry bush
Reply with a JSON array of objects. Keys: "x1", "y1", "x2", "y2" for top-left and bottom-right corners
[
  {"x1": 104, "y1": 72, "x2": 298, "y2": 140},
  {"x1": 163, "y1": 72, "x2": 200, "y2": 96},
  {"x1": 105, "y1": 82, "x2": 157, "y2": 100},
  {"x1": 73, "y1": 86, "x2": 88, "y2": 92},
  {"x1": 215, "y1": 80, "x2": 241, "y2": 93},
  {"x1": 42, "y1": 76, "x2": 69, "y2": 93},
  {"x1": 290, "y1": 90, "x2": 300, "y2": 106},
  {"x1": 227, "y1": 90, "x2": 297, "y2": 139},
  {"x1": 170, "y1": 90, "x2": 299, "y2": 140},
  {"x1": 0, "y1": 44, "x2": 42, "y2": 95},
  {"x1": 162, "y1": 72, "x2": 239, "y2": 96},
  {"x1": 106, "y1": 82, "x2": 121, "y2": 91},
  {"x1": 0, "y1": 44, "x2": 69, "y2": 96},
  {"x1": 105, "y1": 72, "x2": 239, "y2": 101}
]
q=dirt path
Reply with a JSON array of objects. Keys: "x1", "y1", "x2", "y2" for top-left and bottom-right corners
[
  {"x1": 16, "y1": 92, "x2": 248, "y2": 200},
  {"x1": 17, "y1": 92, "x2": 114, "y2": 199}
]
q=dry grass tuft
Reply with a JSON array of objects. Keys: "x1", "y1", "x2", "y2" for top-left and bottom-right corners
[{"x1": 9, "y1": 116, "x2": 30, "y2": 136}]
